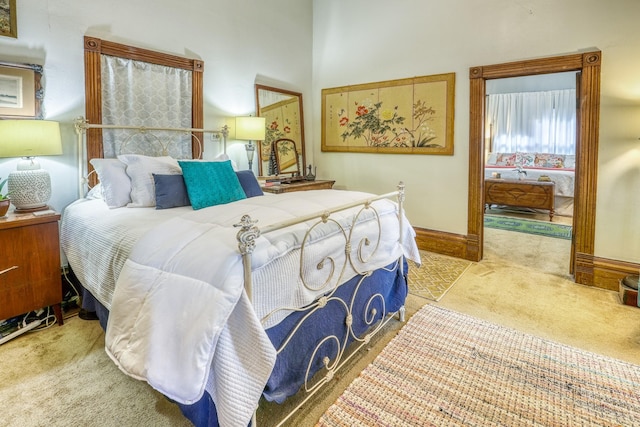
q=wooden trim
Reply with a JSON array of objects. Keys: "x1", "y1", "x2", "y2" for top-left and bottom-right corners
[
  {"x1": 415, "y1": 226, "x2": 634, "y2": 294},
  {"x1": 83, "y1": 38, "x2": 103, "y2": 187},
  {"x1": 85, "y1": 36, "x2": 199, "y2": 70},
  {"x1": 468, "y1": 51, "x2": 602, "y2": 286},
  {"x1": 593, "y1": 256, "x2": 640, "y2": 291},
  {"x1": 574, "y1": 52, "x2": 602, "y2": 285},
  {"x1": 192, "y1": 60, "x2": 204, "y2": 158},
  {"x1": 467, "y1": 74, "x2": 485, "y2": 262},
  {"x1": 414, "y1": 227, "x2": 474, "y2": 261}
]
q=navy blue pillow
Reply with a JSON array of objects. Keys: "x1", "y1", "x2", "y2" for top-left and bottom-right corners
[
  {"x1": 235, "y1": 170, "x2": 264, "y2": 198},
  {"x1": 153, "y1": 174, "x2": 191, "y2": 209}
]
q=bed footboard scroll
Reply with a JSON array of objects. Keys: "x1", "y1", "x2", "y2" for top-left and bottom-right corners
[{"x1": 236, "y1": 182, "x2": 410, "y2": 427}]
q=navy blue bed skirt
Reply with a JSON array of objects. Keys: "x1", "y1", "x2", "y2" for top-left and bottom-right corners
[{"x1": 80, "y1": 258, "x2": 408, "y2": 427}]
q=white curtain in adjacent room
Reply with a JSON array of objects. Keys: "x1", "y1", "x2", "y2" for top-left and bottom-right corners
[
  {"x1": 486, "y1": 89, "x2": 576, "y2": 154},
  {"x1": 101, "y1": 55, "x2": 193, "y2": 158}
]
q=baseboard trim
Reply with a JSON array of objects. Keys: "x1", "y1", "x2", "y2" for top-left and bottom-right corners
[
  {"x1": 593, "y1": 256, "x2": 640, "y2": 291},
  {"x1": 414, "y1": 227, "x2": 476, "y2": 261},
  {"x1": 414, "y1": 227, "x2": 637, "y2": 291}
]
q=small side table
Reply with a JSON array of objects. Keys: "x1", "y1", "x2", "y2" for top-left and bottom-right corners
[
  {"x1": 262, "y1": 179, "x2": 335, "y2": 194},
  {"x1": 0, "y1": 210, "x2": 64, "y2": 325}
]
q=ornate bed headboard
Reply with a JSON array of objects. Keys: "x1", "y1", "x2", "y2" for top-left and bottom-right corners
[{"x1": 82, "y1": 36, "x2": 204, "y2": 187}]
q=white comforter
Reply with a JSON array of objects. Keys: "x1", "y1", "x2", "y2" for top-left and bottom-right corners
[{"x1": 103, "y1": 189, "x2": 419, "y2": 427}]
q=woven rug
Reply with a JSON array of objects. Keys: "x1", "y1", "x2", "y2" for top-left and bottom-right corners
[
  {"x1": 407, "y1": 251, "x2": 472, "y2": 301},
  {"x1": 485, "y1": 214, "x2": 572, "y2": 240},
  {"x1": 316, "y1": 305, "x2": 640, "y2": 427}
]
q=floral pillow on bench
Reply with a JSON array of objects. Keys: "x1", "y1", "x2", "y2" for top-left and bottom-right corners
[{"x1": 487, "y1": 152, "x2": 575, "y2": 170}]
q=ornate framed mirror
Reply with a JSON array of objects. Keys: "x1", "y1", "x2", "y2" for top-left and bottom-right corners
[
  {"x1": 255, "y1": 84, "x2": 305, "y2": 176},
  {"x1": 273, "y1": 138, "x2": 300, "y2": 175}
]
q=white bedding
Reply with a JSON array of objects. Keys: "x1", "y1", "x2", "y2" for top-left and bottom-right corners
[
  {"x1": 484, "y1": 167, "x2": 575, "y2": 197},
  {"x1": 61, "y1": 189, "x2": 419, "y2": 427}
]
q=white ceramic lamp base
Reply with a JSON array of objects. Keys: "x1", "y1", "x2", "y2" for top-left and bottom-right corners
[{"x1": 8, "y1": 169, "x2": 52, "y2": 212}]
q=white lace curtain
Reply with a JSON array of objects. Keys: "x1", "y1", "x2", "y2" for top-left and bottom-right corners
[
  {"x1": 101, "y1": 55, "x2": 193, "y2": 158},
  {"x1": 486, "y1": 89, "x2": 576, "y2": 154}
]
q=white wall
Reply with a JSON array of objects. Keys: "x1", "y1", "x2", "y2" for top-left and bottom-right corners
[
  {"x1": 0, "y1": 0, "x2": 313, "y2": 214},
  {"x1": 312, "y1": 0, "x2": 640, "y2": 263},
  {"x1": 2, "y1": 0, "x2": 640, "y2": 266}
]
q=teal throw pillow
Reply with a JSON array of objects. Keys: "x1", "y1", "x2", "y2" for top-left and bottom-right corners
[{"x1": 178, "y1": 160, "x2": 247, "y2": 210}]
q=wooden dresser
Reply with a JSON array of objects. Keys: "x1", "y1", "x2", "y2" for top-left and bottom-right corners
[
  {"x1": 262, "y1": 179, "x2": 335, "y2": 194},
  {"x1": 0, "y1": 211, "x2": 63, "y2": 325},
  {"x1": 485, "y1": 178, "x2": 555, "y2": 221}
]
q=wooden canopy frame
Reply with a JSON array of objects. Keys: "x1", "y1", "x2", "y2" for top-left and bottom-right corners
[{"x1": 83, "y1": 36, "x2": 204, "y2": 186}]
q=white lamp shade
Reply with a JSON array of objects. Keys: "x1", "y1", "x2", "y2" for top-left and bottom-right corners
[
  {"x1": 0, "y1": 120, "x2": 63, "y2": 158},
  {"x1": 235, "y1": 116, "x2": 266, "y2": 141}
]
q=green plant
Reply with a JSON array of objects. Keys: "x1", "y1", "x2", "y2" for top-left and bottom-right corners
[{"x1": 0, "y1": 177, "x2": 9, "y2": 201}]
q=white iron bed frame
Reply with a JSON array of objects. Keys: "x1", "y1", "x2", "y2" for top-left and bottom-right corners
[{"x1": 73, "y1": 118, "x2": 410, "y2": 426}]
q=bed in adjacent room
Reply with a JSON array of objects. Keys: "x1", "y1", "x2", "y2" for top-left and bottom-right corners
[{"x1": 484, "y1": 152, "x2": 575, "y2": 217}]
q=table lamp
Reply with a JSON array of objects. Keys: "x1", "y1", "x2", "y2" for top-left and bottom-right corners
[
  {"x1": 235, "y1": 116, "x2": 266, "y2": 170},
  {"x1": 0, "y1": 120, "x2": 62, "y2": 212}
]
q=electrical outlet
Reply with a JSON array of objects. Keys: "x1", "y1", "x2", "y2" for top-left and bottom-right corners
[{"x1": 211, "y1": 133, "x2": 220, "y2": 141}]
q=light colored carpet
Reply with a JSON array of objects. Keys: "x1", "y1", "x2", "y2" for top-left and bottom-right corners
[
  {"x1": 408, "y1": 250, "x2": 472, "y2": 301},
  {"x1": 3, "y1": 227, "x2": 640, "y2": 426},
  {"x1": 317, "y1": 304, "x2": 640, "y2": 426},
  {"x1": 0, "y1": 314, "x2": 190, "y2": 427}
]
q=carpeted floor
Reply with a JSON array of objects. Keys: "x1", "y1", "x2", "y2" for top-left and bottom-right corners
[
  {"x1": 4, "y1": 229, "x2": 639, "y2": 427},
  {"x1": 407, "y1": 250, "x2": 472, "y2": 301},
  {"x1": 485, "y1": 214, "x2": 572, "y2": 240},
  {"x1": 317, "y1": 304, "x2": 640, "y2": 427}
]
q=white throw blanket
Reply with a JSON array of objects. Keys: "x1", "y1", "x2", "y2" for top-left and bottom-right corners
[{"x1": 104, "y1": 190, "x2": 419, "y2": 427}]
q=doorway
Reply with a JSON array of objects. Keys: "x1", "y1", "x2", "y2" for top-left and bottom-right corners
[
  {"x1": 467, "y1": 51, "x2": 601, "y2": 285},
  {"x1": 483, "y1": 72, "x2": 576, "y2": 276}
]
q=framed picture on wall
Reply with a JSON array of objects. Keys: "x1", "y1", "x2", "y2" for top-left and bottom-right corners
[
  {"x1": 0, "y1": 62, "x2": 44, "y2": 119},
  {"x1": 0, "y1": 0, "x2": 17, "y2": 39},
  {"x1": 322, "y1": 73, "x2": 455, "y2": 155}
]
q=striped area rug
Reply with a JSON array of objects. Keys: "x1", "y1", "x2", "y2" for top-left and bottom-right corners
[{"x1": 316, "y1": 305, "x2": 640, "y2": 426}]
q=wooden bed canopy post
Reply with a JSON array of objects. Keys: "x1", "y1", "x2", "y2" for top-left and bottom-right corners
[{"x1": 83, "y1": 36, "x2": 204, "y2": 187}]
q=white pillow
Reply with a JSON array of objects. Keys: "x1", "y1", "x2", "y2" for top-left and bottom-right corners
[
  {"x1": 118, "y1": 154, "x2": 182, "y2": 207},
  {"x1": 89, "y1": 158, "x2": 132, "y2": 208}
]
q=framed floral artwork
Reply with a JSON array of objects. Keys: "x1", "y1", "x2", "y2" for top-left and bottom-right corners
[
  {"x1": 0, "y1": 0, "x2": 17, "y2": 39},
  {"x1": 321, "y1": 73, "x2": 455, "y2": 155},
  {"x1": 0, "y1": 62, "x2": 44, "y2": 118}
]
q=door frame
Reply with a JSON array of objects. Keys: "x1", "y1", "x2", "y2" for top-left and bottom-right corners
[{"x1": 467, "y1": 51, "x2": 601, "y2": 285}]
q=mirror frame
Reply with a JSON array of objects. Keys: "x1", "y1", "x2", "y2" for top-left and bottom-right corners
[
  {"x1": 273, "y1": 138, "x2": 300, "y2": 175},
  {"x1": 255, "y1": 84, "x2": 305, "y2": 176}
]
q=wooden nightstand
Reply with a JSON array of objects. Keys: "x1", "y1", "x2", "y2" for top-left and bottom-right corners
[
  {"x1": 0, "y1": 210, "x2": 63, "y2": 325},
  {"x1": 262, "y1": 179, "x2": 335, "y2": 194}
]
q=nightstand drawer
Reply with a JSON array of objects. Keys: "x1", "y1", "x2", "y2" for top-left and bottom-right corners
[{"x1": 0, "y1": 213, "x2": 62, "y2": 323}]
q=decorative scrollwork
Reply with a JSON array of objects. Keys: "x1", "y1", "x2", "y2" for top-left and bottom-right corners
[{"x1": 234, "y1": 215, "x2": 260, "y2": 255}]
